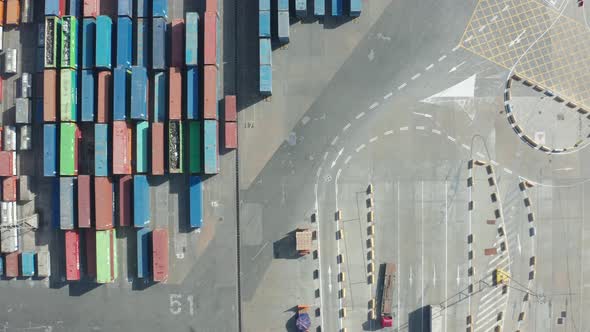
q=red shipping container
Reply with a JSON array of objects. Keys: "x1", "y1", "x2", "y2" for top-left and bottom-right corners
[
  {"x1": 95, "y1": 176, "x2": 114, "y2": 230},
  {"x1": 97, "y1": 70, "x2": 112, "y2": 123},
  {"x1": 43, "y1": 69, "x2": 57, "y2": 122},
  {"x1": 170, "y1": 19, "x2": 184, "y2": 68},
  {"x1": 204, "y1": 12, "x2": 217, "y2": 66},
  {"x1": 83, "y1": 0, "x2": 99, "y2": 17},
  {"x1": 0, "y1": 151, "x2": 13, "y2": 176},
  {"x1": 65, "y1": 230, "x2": 81, "y2": 281},
  {"x1": 112, "y1": 121, "x2": 133, "y2": 174},
  {"x1": 225, "y1": 95, "x2": 237, "y2": 122},
  {"x1": 5, "y1": 252, "x2": 19, "y2": 278},
  {"x1": 118, "y1": 175, "x2": 132, "y2": 227},
  {"x1": 203, "y1": 66, "x2": 217, "y2": 119},
  {"x1": 2, "y1": 176, "x2": 17, "y2": 201},
  {"x1": 85, "y1": 229, "x2": 96, "y2": 277},
  {"x1": 78, "y1": 175, "x2": 92, "y2": 228},
  {"x1": 152, "y1": 229, "x2": 169, "y2": 282},
  {"x1": 0, "y1": 77, "x2": 4, "y2": 102},
  {"x1": 151, "y1": 122, "x2": 165, "y2": 175},
  {"x1": 206, "y1": 0, "x2": 218, "y2": 12},
  {"x1": 225, "y1": 122, "x2": 237, "y2": 149},
  {"x1": 169, "y1": 68, "x2": 182, "y2": 120},
  {"x1": 0, "y1": 127, "x2": 3, "y2": 151}
]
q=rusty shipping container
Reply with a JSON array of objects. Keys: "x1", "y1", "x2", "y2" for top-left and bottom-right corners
[
  {"x1": 6, "y1": 0, "x2": 20, "y2": 25},
  {"x1": 118, "y1": 175, "x2": 132, "y2": 227},
  {"x1": 152, "y1": 229, "x2": 169, "y2": 282},
  {"x1": 95, "y1": 176, "x2": 114, "y2": 230},
  {"x1": 168, "y1": 68, "x2": 182, "y2": 120},
  {"x1": 65, "y1": 230, "x2": 81, "y2": 281},
  {"x1": 206, "y1": 0, "x2": 218, "y2": 12},
  {"x1": 97, "y1": 70, "x2": 111, "y2": 123},
  {"x1": 225, "y1": 122, "x2": 237, "y2": 150},
  {"x1": 204, "y1": 12, "x2": 217, "y2": 66},
  {"x1": 203, "y1": 66, "x2": 217, "y2": 119},
  {"x1": 0, "y1": 1, "x2": 5, "y2": 26},
  {"x1": 112, "y1": 121, "x2": 133, "y2": 174},
  {"x1": 5, "y1": 252, "x2": 18, "y2": 278},
  {"x1": 78, "y1": 175, "x2": 91, "y2": 228},
  {"x1": 83, "y1": 0, "x2": 100, "y2": 19},
  {"x1": 0, "y1": 151, "x2": 13, "y2": 176},
  {"x1": 151, "y1": 122, "x2": 164, "y2": 175},
  {"x1": 86, "y1": 229, "x2": 96, "y2": 277},
  {"x1": 170, "y1": 19, "x2": 184, "y2": 67},
  {"x1": 43, "y1": 69, "x2": 57, "y2": 122},
  {"x1": 2, "y1": 176, "x2": 17, "y2": 201},
  {"x1": 225, "y1": 95, "x2": 237, "y2": 121}
]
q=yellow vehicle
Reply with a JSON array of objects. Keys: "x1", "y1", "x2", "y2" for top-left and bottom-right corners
[{"x1": 493, "y1": 269, "x2": 510, "y2": 285}]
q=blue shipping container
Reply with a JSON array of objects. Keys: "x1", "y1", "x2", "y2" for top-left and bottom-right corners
[
  {"x1": 116, "y1": 17, "x2": 133, "y2": 68},
  {"x1": 82, "y1": 18, "x2": 96, "y2": 69},
  {"x1": 278, "y1": 0, "x2": 289, "y2": 11},
  {"x1": 153, "y1": 0, "x2": 168, "y2": 18},
  {"x1": 96, "y1": 16, "x2": 113, "y2": 69},
  {"x1": 332, "y1": 0, "x2": 343, "y2": 16},
  {"x1": 185, "y1": 12, "x2": 199, "y2": 66},
  {"x1": 118, "y1": 0, "x2": 133, "y2": 17},
  {"x1": 21, "y1": 252, "x2": 36, "y2": 277},
  {"x1": 68, "y1": 0, "x2": 80, "y2": 16},
  {"x1": 59, "y1": 177, "x2": 75, "y2": 230},
  {"x1": 260, "y1": 39, "x2": 271, "y2": 65},
  {"x1": 81, "y1": 70, "x2": 95, "y2": 122},
  {"x1": 95, "y1": 124, "x2": 109, "y2": 176},
  {"x1": 136, "y1": 0, "x2": 150, "y2": 18},
  {"x1": 295, "y1": 0, "x2": 307, "y2": 16},
  {"x1": 189, "y1": 176, "x2": 203, "y2": 228},
  {"x1": 133, "y1": 175, "x2": 150, "y2": 227},
  {"x1": 134, "y1": 18, "x2": 149, "y2": 66},
  {"x1": 260, "y1": 0, "x2": 270, "y2": 10},
  {"x1": 152, "y1": 17, "x2": 167, "y2": 70},
  {"x1": 278, "y1": 11, "x2": 290, "y2": 43},
  {"x1": 314, "y1": 0, "x2": 325, "y2": 16},
  {"x1": 45, "y1": 0, "x2": 61, "y2": 16},
  {"x1": 260, "y1": 65, "x2": 272, "y2": 95},
  {"x1": 259, "y1": 11, "x2": 270, "y2": 38},
  {"x1": 43, "y1": 124, "x2": 57, "y2": 177},
  {"x1": 204, "y1": 120, "x2": 218, "y2": 174},
  {"x1": 186, "y1": 67, "x2": 199, "y2": 120},
  {"x1": 154, "y1": 72, "x2": 167, "y2": 122},
  {"x1": 131, "y1": 66, "x2": 148, "y2": 120},
  {"x1": 136, "y1": 228, "x2": 151, "y2": 278},
  {"x1": 0, "y1": 255, "x2": 3, "y2": 276},
  {"x1": 35, "y1": 98, "x2": 43, "y2": 124},
  {"x1": 113, "y1": 66, "x2": 130, "y2": 120},
  {"x1": 350, "y1": 0, "x2": 362, "y2": 16}
]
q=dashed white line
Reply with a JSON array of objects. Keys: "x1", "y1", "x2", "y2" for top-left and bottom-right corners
[
  {"x1": 452, "y1": 45, "x2": 460, "y2": 52},
  {"x1": 447, "y1": 136, "x2": 456, "y2": 142},
  {"x1": 316, "y1": 167, "x2": 322, "y2": 177},
  {"x1": 384, "y1": 130, "x2": 394, "y2": 136},
  {"x1": 356, "y1": 112, "x2": 365, "y2": 119},
  {"x1": 369, "y1": 102, "x2": 379, "y2": 110},
  {"x1": 425, "y1": 64, "x2": 434, "y2": 71},
  {"x1": 398, "y1": 83, "x2": 407, "y2": 90},
  {"x1": 411, "y1": 73, "x2": 421, "y2": 80},
  {"x1": 383, "y1": 92, "x2": 393, "y2": 100},
  {"x1": 369, "y1": 136, "x2": 378, "y2": 143},
  {"x1": 400, "y1": 126, "x2": 409, "y2": 131},
  {"x1": 416, "y1": 126, "x2": 425, "y2": 131},
  {"x1": 491, "y1": 15, "x2": 498, "y2": 22},
  {"x1": 464, "y1": 35, "x2": 474, "y2": 43},
  {"x1": 331, "y1": 148, "x2": 344, "y2": 168},
  {"x1": 462, "y1": 144, "x2": 471, "y2": 151},
  {"x1": 432, "y1": 129, "x2": 441, "y2": 135},
  {"x1": 330, "y1": 136, "x2": 339, "y2": 146},
  {"x1": 355, "y1": 144, "x2": 366, "y2": 152},
  {"x1": 438, "y1": 55, "x2": 447, "y2": 62},
  {"x1": 344, "y1": 155, "x2": 352, "y2": 164},
  {"x1": 478, "y1": 25, "x2": 487, "y2": 33},
  {"x1": 323, "y1": 151, "x2": 329, "y2": 160},
  {"x1": 342, "y1": 123, "x2": 351, "y2": 132},
  {"x1": 503, "y1": 168, "x2": 513, "y2": 174},
  {"x1": 476, "y1": 152, "x2": 485, "y2": 158}
]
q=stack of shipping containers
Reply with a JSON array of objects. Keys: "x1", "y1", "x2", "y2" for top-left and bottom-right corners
[
  {"x1": 258, "y1": 0, "x2": 271, "y2": 95},
  {"x1": 204, "y1": 0, "x2": 219, "y2": 176},
  {"x1": 277, "y1": 0, "x2": 289, "y2": 43}
]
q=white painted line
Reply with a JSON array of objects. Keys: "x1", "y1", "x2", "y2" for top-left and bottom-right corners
[
  {"x1": 323, "y1": 151, "x2": 329, "y2": 161},
  {"x1": 491, "y1": 15, "x2": 498, "y2": 22},
  {"x1": 503, "y1": 168, "x2": 513, "y2": 174},
  {"x1": 448, "y1": 61, "x2": 466, "y2": 73},
  {"x1": 465, "y1": 35, "x2": 474, "y2": 42},
  {"x1": 344, "y1": 155, "x2": 352, "y2": 164},
  {"x1": 476, "y1": 152, "x2": 485, "y2": 158},
  {"x1": 384, "y1": 92, "x2": 393, "y2": 100},
  {"x1": 425, "y1": 64, "x2": 434, "y2": 71},
  {"x1": 316, "y1": 167, "x2": 322, "y2": 178},
  {"x1": 369, "y1": 136, "x2": 378, "y2": 143},
  {"x1": 331, "y1": 148, "x2": 344, "y2": 168},
  {"x1": 400, "y1": 126, "x2": 409, "y2": 131},
  {"x1": 330, "y1": 136, "x2": 339, "y2": 146},
  {"x1": 490, "y1": 160, "x2": 499, "y2": 166},
  {"x1": 432, "y1": 129, "x2": 441, "y2": 135},
  {"x1": 369, "y1": 102, "x2": 379, "y2": 110},
  {"x1": 462, "y1": 144, "x2": 471, "y2": 151},
  {"x1": 480, "y1": 287, "x2": 501, "y2": 302},
  {"x1": 356, "y1": 112, "x2": 366, "y2": 119},
  {"x1": 452, "y1": 45, "x2": 460, "y2": 52},
  {"x1": 438, "y1": 55, "x2": 447, "y2": 62},
  {"x1": 478, "y1": 25, "x2": 486, "y2": 33},
  {"x1": 489, "y1": 253, "x2": 505, "y2": 265},
  {"x1": 477, "y1": 311, "x2": 503, "y2": 330},
  {"x1": 502, "y1": 4, "x2": 509, "y2": 11},
  {"x1": 342, "y1": 123, "x2": 351, "y2": 132},
  {"x1": 384, "y1": 130, "x2": 394, "y2": 136},
  {"x1": 411, "y1": 73, "x2": 421, "y2": 80},
  {"x1": 447, "y1": 136, "x2": 456, "y2": 142},
  {"x1": 416, "y1": 126, "x2": 425, "y2": 131},
  {"x1": 479, "y1": 296, "x2": 505, "y2": 316},
  {"x1": 398, "y1": 83, "x2": 407, "y2": 90},
  {"x1": 356, "y1": 144, "x2": 366, "y2": 152}
]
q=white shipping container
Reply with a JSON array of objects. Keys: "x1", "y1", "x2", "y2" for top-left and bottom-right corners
[
  {"x1": 1, "y1": 202, "x2": 9, "y2": 225},
  {"x1": 0, "y1": 27, "x2": 4, "y2": 51},
  {"x1": 18, "y1": 175, "x2": 35, "y2": 201},
  {"x1": 1, "y1": 202, "x2": 18, "y2": 253},
  {"x1": 3, "y1": 125, "x2": 17, "y2": 151},
  {"x1": 37, "y1": 250, "x2": 51, "y2": 277},
  {"x1": 16, "y1": 98, "x2": 32, "y2": 123},
  {"x1": 4, "y1": 48, "x2": 17, "y2": 74},
  {"x1": 21, "y1": 0, "x2": 33, "y2": 24},
  {"x1": 19, "y1": 125, "x2": 32, "y2": 150},
  {"x1": 20, "y1": 72, "x2": 32, "y2": 98}
]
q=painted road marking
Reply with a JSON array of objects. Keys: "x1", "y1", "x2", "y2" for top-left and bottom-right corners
[
  {"x1": 356, "y1": 112, "x2": 366, "y2": 119},
  {"x1": 344, "y1": 155, "x2": 352, "y2": 164},
  {"x1": 398, "y1": 83, "x2": 407, "y2": 90},
  {"x1": 476, "y1": 152, "x2": 485, "y2": 158},
  {"x1": 356, "y1": 144, "x2": 366, "y2": 152},
  {"x1": 416, "y1": 126, "x2": 425, "y2": 131},
  {"x1": 432, "y1": 129, "x2": 441, "y2": 135},
  {"x1": 449, "y1": 61, "x2": 466, "y2": 73},
  {"x1": 411, "y1": 73, "x2": 421, "y2": 80},
  {"x1": 491, "y1": 15, "x2": 498, "y2": 22},
  {"x1": 323, "y1": 151, "x2": 329, "y2": 160},
  {"x1": 331, "y1": 136, "x2": 339, "y2": 146},
  {"x1": 438, "y1": 55, "x2": 447, "y2": 62},
  {"x1": 384, "y1": 92, "x2": 393, "y2": 99},
  {"x1": 400, "y1": 126, "x2": 409, "y2": 131},
  {"x1": 369, "y1": 136, "x2": 378, "y2": 143},
  {"x1": 465, "y1": 35, "x2": 474, "y2": 42},
  {"x1": 384, "y1": 130, "x2": 394, "y2": 135},
  {"x1": 331, "y1": 148, "x2": 344, "y2": 168},
  {"x1": 369, "y1": 102, "x2": 379, "y2": 110},
  {"x1": 452, "y1": 45, "x2": 460, "y2": 52},
  {"x1": 504, "y1": 168, "x2": 513, "y2": 174},
  {"x1": 426, "y1": 64, "x2": 434, "y2": 70},
  {"x1": 478, "y1": 25, "x2": 486, "y2": 33},
  {"x1": 343, "y1": 123, "x2": 351, "y2": 132},
  {"x1": 447, "y1": 136, "x2": 456, "y2": 142},
  {"x1": 462, "y1": 144, "x2": 470, "y2": 151}
]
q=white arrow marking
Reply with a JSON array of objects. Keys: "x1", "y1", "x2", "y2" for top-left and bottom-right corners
[
  {"x1": 412, "y1": 112, "x2": 433, "y2": 118},
  {"x1": 517, "y1": 234, "x2": 522, "y2": 255},
  {"x1": 331, "y1": 148, "x2": 344, "y2": 168},
  {"x1": 328, "y1": 265, "x2": 333, "y2": 293},
  {"x1": 457, "y1": 266, "x2": 461, "y2": 287},
  {"x1": 409, "y1": 267, "x2": 414, "y2": 287},
  {"x1": 448, "y1": 61, "x2": 466, "y2": 73},
  {"x1": 433, "y1": 264, "x2": 437, "y2": 287}
]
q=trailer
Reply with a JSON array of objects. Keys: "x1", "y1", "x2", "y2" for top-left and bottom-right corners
[
  {"x1": 96, "y1": 229, "x2": 117, "y2": 283},
  {"x1": 189, "y1": 176, "x2": 203, "y2": 228},
  {"x1": 295, "y1": 229, "x2": 312, "y2": 256},
  {"x1": 152, "y1": 229, "x2": 169, "y2": 282},
  {"x1": 380, "y1": 263, "x2": 396, "y2": 327}
]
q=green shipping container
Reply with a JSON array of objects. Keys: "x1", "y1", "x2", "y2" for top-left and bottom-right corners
[
  {"x1": 136, "y1": 121, "x2": 149, "y2": 173},
  {"x1": 169, "y1": 121, "x2": 184, "y2": 173},
  {"x1": 189, "y1": 121, "x2": 202, "y2": 173},
  {"x1": 61, "y1": 16, "x2": 78, "y2": 69},
  {"x1": 45, "y1": 16, "x2": 61, "y2": 68},
  {"x1": 60, "y1": 123, "x2": 79, "y2": 176},
  {"x1": 96, "y1": 229, "x2": 117, "y2": 284},
  {"x1": 60, "y1": 69, "x2": 78, "y2": 121}
]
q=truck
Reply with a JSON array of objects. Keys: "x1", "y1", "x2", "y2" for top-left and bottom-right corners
[
  {"x1": 380, "y1": 263, "x2": 396, "y2": 327},
  {"x1": 408, "y1": 305, "x2": 443, "y2": 332}
]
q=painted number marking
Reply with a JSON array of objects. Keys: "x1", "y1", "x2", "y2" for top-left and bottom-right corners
[{"x1": 169, "y1": 294, "x2": 195, "y2": 316}]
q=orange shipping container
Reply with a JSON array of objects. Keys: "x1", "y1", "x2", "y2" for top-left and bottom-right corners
[
  {"x1": 0, "y1": 0, "x2": 6, "y2": 26},
  {"x1": 204, "y1": 12, "x2": 217, "y2": 66},
  {"x1": 95, "y1": 176, "x2": 114, "y2": 230},
  {"x1": 206, "y1": 0, "x2": 217, "y2": 12},
  {"x1": 168, "y1": 68, "x2": 182, "y2": 120},
  {"x1": 97, "y1": 71, "x2": 112, "y2": 123},
  {"x1": 203, "y1": 65, "x2": 217, "y2": 119},
  {"x1": 225, "y1": 95, "x2": 237, "y2": 121},
  {"x1": 43, "y1": 69, "x2": 57, "y2": 122},
  {"x1": 151, "y1": 122, "x2": 164, "y2": 175},
  {"x1": 5, "y1": 0, "x2": 19, "y2": 25}
]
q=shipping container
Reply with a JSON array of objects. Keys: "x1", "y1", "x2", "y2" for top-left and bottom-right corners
[
  {"x1": 170, "y1": 19, "x2": 184, "y2": 67},
  {"x1": 86, "y1": 229, "x2": 96, "y2": 277},
  {"x1": 36, "y1": 48, "x2": 44, "y2": 72},
  {"x1": 136, "y1": 0, "x2": 149, "y2": 18},
  {"x1": 43, "y1": 124, "x2": 57, "y2": 176},
  {"x1": 82, "y1": 18, "x2": 96, "y2": 69},
  {"x1": 18, "y1": 175, "x2": 34, "y2": 201},
  {"x1": 185, "y1": 13, "x2": 199, "y2": 66},
  {"x1": 83, "y1": 0, "x2": 99, "y2": 18},
  {"x1": 52, "y1": 178, "x2": 60, "y2": 228},
  {"x1": 38, "y1": 23, "x2": 46, "y2": 47},
  {"x1": 204, "y1": 12, "x2": 217, "y2": 66},
  {"x1": 60, "y1": 122, "x2": 80, "y2": 176},
  {"x1": 46, "y1": 0, "x2": 65, "y2": 16},
  {"x1": 168, "y1": 67, "x2": 181, "y2": 120},
  {"x1": 60, "y1": 177, "x2": 75, "y2": 229},
  {"x1": 4, "y1": 48, "x2": 17, "y2": 74},
  {"x1": 18, "y1": 125, "x2": 32, "y2": 150},
  {"x1": 168, "y1": 121, "x2": 183, "y2": 173},
  {"x1": 19, "y1": 72, "x2": 32, "y2": 98},
  {"x1": 189, "y1": 176, "x2": 203, "y2": 228},
  {"x1": 113, "y1": 66, "x2": 130, "y2": 120},
  {"x1": 65, "y1": 230, "x2": 80, "y2": 280},
  {"x1": 278, "y1": 11, "x2": 290, "y2": 43},
  {"x1": 204, "y1": 66, "x2": 217, "y2": 119},
  {"x1": 259, "y1": 38, "x2": 271, "y2": 65},
  {"x1": 97, "y1": 70, "x2": 112, "y2": 123},
  {"x1": 60, "y1": 69, "x2": 78, "y2": 121},
  {"x1": 61, "y1": 16, "x2": 78, "y2": 69},
  {"x1": 95, "y1": 176, "x2": 114, "y2": 230},
  {"x1": 136, "y1": 121, "x2": 149, "y2": 173},
  {"x1": 225, "y1": 95, "x2": 237, "y2": 121},
  {"x1": 35, "y1": 98, "x2": 43, "y2": 123},
  {"x1": 186, "y1": 67, "x2": 199, "y2": 120},
  {"x1": 96, "y1": 16, "x2": 113, "y2": 69},
  {"x1": 136, "y1": 228, "x2": 151, "y2": 278},
  {"x1": 278, "y1": 0, "x2": 288, "y2": 10},
  {"x1": 78, "y1": 175, "x2": 92, "y2": 228},
  {"x1": 153, "y1": 71, "x2": 166, "y2": 121},
  {"x1": 15, "y1": 98, "x2": 32, "y2": 124},
  {"x1": 5, "y1": 252, "x2": 18, "y2": 277},
  {"x1": 331, "y1": 0, "x2": 343, "y2": 16},
  {"x1": 44, "y1": 17, "x2": 60, "y2": 68},
  {"x1": 2, "y1": 176, "x2": 16, "y2": 201},
  {"x1": 152, "y1": 229, "x2": 168, "y2": 282},
  {"x1": 151, "y1": 122, "x2": 164, "y2": 175},
  {"x1": 152, "y1": 17, "x2": 167, "y2": 70},
  {"x1": 95, "y1": 123, "x2": 109, "y2": 176},
  {"x1": 314, "y1": 0, "x2": 325, "y2": 16},
  {"x1": 188, "y1": 121, "x2": 201, "y2": 173},
  {"x1": 204, "y1": 120, "x2": 218, "y2": 174},
  {"x1": 0, "y1": 2, "x2": 4, "y2": 27},
  {"x1": 118, "y1": 0, "x2": 132, "y2": 17},
  {"x1": 131, "y1": 66, "x2": 148, "y2": 120},
  {"x1": 259, "y1": 10, "x2": 270, "y2": 38},
  {"x1": 133, "y1": 175, "x2": 150, "y2": 227},
  {"x1": 134, "y1": 18, "x2": 149, "y2": 66},
  {"x1": 3, "y1": 125, "x2": 15, "y2": 151},
  {"x1": 1, "y1": 203, "x2": 18, "y2": 253},
  {"x1": 6, "y1": 0, "x2": 20, "y2": 25},
  {"x1": 44, "y1": 69, "x2": 57, "y2": 121},
  {"x1": 295, "y1": 0, "x2": 306, "y2": 16},
  {"x1": 116, "y1": 17, "x2": 132, "y2": 68},
  {"x1": 259, "y1": 0, "x2": 270, "y2": 11},
  {"x1": 260, "y1": 65, "x2": 272, "y2": 95},
  {"x1": 225, "y1": 122, "x2": 237, "y2": 149},
  {"x1": 350, "y1": 0, "x2": 362, "y2": 17},
  {"x1": 81, "y1": 69, "x2": 95, "y2": 121},
  {"x1": 67, "y1": 0, "x2": 79, "y2": 16},
  {"x1": 153, "y1": 0, "x2": 168, "y2": 18},
  {"x1": 37, "y1": 251, "x2": 50, "y2": 277},
  {"x1": 96, "y1": 229, "x2": 117, "y2": 283},
  {"x1": 0, "y1": 255, "x2": 3, "y2": 276},
  {"x1": 118, "y1": 175, "x2": 132, "y2": 226},
  {"x1": 20, "y1": 251, "x2": 35, "y2": 277},
  {"x1": 112, "y1": 121, "x2": 132, "y2": 174}
]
